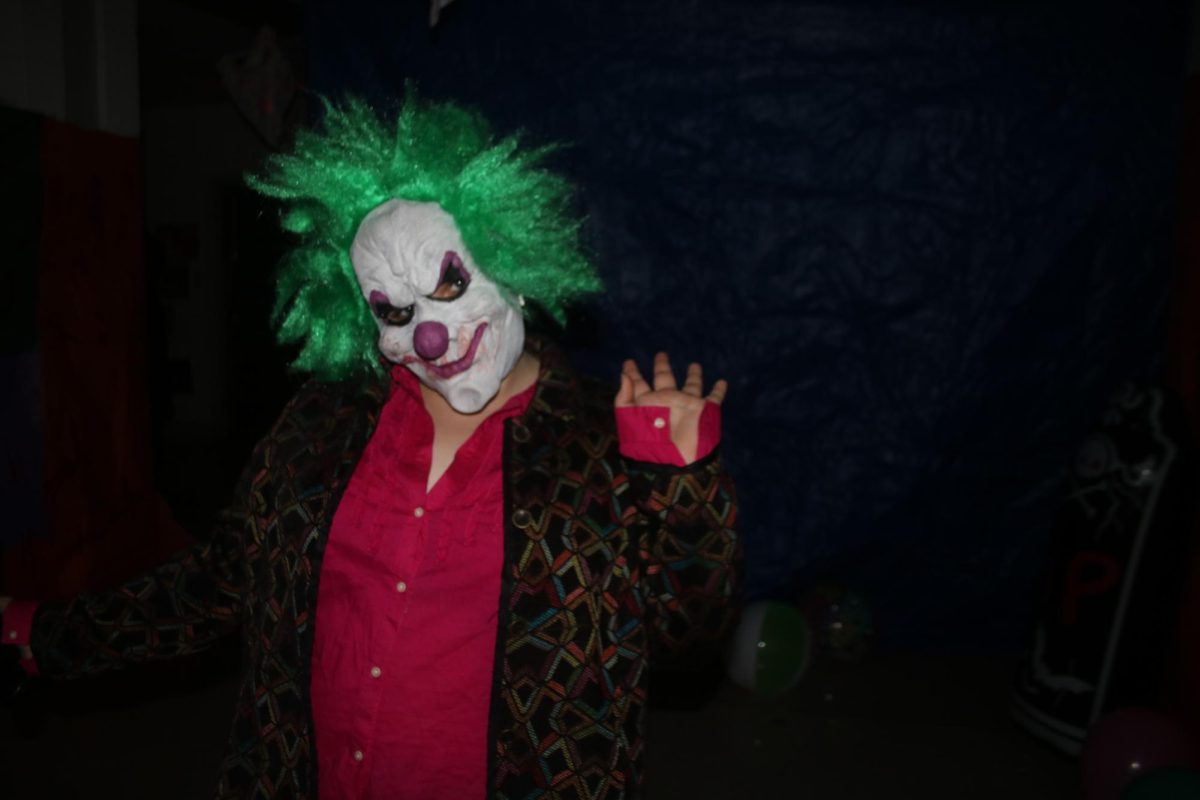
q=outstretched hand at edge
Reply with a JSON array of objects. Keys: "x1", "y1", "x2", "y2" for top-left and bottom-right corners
[{"x1": 0, "y1": 596, "x2": 34, "y2": 660}]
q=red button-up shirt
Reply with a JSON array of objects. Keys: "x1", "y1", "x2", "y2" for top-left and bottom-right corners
[{"x1": 311, "y1": 367, "x2": 535, "y2": 799}]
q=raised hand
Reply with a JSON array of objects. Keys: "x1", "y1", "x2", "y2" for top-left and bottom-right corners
[{"x1": 615, "y1": 352, "x2": 727, "y2": 464}]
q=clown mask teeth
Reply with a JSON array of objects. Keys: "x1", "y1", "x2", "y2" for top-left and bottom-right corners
[{"x1": 419, "y1": 322, "x2": 489, "y2": 380}]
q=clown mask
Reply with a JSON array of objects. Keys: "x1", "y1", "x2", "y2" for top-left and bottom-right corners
[{"x1": 350, "y1": 199, "x2": 525, "y2": 413}]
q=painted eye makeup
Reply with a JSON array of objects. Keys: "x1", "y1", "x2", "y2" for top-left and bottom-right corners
[
  {"x1": 428, "y1": 251, "x2": 471, "y2": 301},
  {"x1": 369, "y1": 291, "x2": 415, "y2": 327}
]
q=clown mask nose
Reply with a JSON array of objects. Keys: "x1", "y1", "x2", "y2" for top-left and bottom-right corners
[{"x1": 413, "y1": 320, "x2": 450, "y2": 361}]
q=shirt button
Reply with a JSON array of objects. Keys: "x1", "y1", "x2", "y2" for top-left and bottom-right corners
[
  {"x1": 653, "y1": 417, "x2": 667, "y2": 429},
  {"x1": 353, "y1": 750, "x2": 364, "y2": 762},
  {"x1": 413, "y1": 506, "x2": 425, "y2": 518},
  {"x1": 396, "y1": 581, "x2": 408, "y2": 593},
  {"x1": 370, "y1": 666, "x2": 382, "y2": 678},
  {"x1": 7, "y1": 630, "x2": 16, "y2": 640}
]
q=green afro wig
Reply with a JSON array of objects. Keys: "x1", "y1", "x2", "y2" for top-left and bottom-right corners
[{"x1": 247, "y1": 90, "x2": 601, "y2": 381}]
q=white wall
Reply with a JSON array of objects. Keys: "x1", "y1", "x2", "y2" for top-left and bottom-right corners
[{"x1": 0, "y1": 0, "x2": 139, "y2": 136}]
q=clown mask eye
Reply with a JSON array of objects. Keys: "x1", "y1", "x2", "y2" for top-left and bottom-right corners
[
  {"x1": 369, "y1": 291, "x2": 415, "y2": 327},
  {"x1": 428, "y1": 251, "x2": 471, "y2": 301}
]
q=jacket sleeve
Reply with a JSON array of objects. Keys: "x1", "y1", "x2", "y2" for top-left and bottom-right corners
[
  {"x1": 625, "y1": 449, "x2": 741, "y2": 667},
  {"x1": 27, "y1": 442, "x2": 263, "y2": 679}
]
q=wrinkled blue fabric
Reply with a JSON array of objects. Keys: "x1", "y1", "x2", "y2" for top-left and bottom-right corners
[{"x1": 305, "y1": 0, "x2": 1186, "y2": 648}]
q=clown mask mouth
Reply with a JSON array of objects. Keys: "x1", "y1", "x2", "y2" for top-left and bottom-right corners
[{"x1": 404, "y1": 321, "x2": 490, "y2": 380}]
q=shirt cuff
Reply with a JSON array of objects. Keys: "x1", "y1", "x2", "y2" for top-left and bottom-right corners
[
  {"x1": 3, "y1": 600, "x2": 40, "y2": 677},
  {"x1": 615, "y1": 402, "x2": 721, "y2": 467}
]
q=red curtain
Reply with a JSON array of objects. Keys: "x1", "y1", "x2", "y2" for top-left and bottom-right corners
[{"x1": 1, "y1": 118, "x2": 187, "y2": 601}]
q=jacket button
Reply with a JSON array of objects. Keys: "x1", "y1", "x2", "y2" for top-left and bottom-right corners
[
  {"x1": 511, "y1": 421, "x2": 531, "y2": 443},
  {"x1": 511, "y1": 509, "x2": 533, "y2": 529}
]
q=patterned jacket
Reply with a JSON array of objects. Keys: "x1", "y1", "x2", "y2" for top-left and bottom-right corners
[{"x1": 29, "y1": 344, "x2": 740, "y2": 799}]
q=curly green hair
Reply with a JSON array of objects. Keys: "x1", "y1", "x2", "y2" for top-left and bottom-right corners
[{"x1": 247, "y1": 90, "x2": 601, "y2": 381}]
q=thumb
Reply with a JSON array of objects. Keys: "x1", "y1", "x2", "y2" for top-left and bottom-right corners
[{"x1": 614, "y1": 372, "x2": 634, "y2": 408}]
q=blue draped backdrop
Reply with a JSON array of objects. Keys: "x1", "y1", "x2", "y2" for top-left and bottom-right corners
[{"x1": 304, "y1": 0, "x2": 1187, "y2": 649}]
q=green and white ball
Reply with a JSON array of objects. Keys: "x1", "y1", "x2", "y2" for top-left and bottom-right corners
[{"x1": 726, "y1": 601, "x2": 812, "y2": 695}]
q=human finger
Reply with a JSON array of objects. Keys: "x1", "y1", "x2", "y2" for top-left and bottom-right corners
[
  {"x1": 682, "y1": 362, "x2": 703, "y2": 396},
  {"x1": 652, "y1": 352, "x2": 677, "y2": 392},
  {"x1": 623, "y1": 359, "x2": 652, "y2": 398},
  {"x1": 614, "y1": 372, "x2": 635, "y2": 407},
  {"x1": 706, "y1": 378, "x2": 728, "y2": 406}
]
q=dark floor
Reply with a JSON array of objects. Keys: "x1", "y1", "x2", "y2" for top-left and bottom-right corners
[
  {"x1": 0, "y1": 648, "x2": 1076, "y2": 800},
  {"x1": 644, "y1": 655, "x2": 1077, "y2": 800}
]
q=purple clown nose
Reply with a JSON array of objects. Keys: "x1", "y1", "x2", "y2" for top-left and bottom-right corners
[{"x1": 413, "y1": 320, "x2": 450, "y2": 361}]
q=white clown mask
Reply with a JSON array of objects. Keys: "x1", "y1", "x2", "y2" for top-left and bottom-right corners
[{"x1": 350, "y1": 199, "x2": 525, "y2": 413}]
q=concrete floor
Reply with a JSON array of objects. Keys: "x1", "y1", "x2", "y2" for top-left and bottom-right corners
[{"x1": 0, "y1": 647, "x2": 1076, "y2": 799}]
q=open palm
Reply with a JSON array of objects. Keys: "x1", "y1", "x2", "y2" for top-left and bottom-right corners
[{"x1": 615, "y1": 352, "x2": 727, "y2": 464}]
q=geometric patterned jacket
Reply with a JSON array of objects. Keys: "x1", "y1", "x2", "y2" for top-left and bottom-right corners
[{"x1": 28, "y1": 342, "x2": 740, "y2": 799}]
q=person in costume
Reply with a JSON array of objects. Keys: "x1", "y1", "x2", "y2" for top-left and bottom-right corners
[{"x1": 0, "y1": 93, "x2": 739, "y2": 799}]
